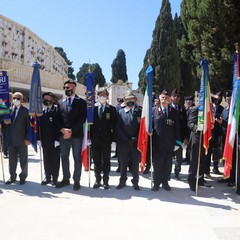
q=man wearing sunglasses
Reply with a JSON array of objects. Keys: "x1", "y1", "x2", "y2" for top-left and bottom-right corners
[
  {"x1": 5, "y1": 92, "x2": 30, "y2": 185},
  {"x1": 55, "y1": 80, "x2": 87, "y2": 191}
]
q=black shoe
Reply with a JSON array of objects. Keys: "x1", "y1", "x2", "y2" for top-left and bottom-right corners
[
  {"x1": 56, "y1": 179, "x2": 70, "y2": 188},
  {"x1": 19, "y1": 179, "x2": 26, "y2": 185},
  {"x1": 73, "y1": 181, "x2": 80, "y2": 191},
  {"x1": 131, "y1": 179, "x2": 140, "y2": 190},
  {"x1": 93, "y1": 182, "x2": 101, "y2": 189},
  {"x1": 5, "y1": 178, "x2": 16, "y2": 185},
  {"x1": 175, "y1": 173, "x2": 180, "y2": 180},
  {"x1": 112, "y1": 155, "x2": 117, "y2": 158},
  {"x1": 143, "y1": 168, "x2": 150, "y2": 174},
  {"x1": 151, "y1": 185, "x2": 159, "y2": 192},
  {"x1": 218, "y1": 178, "x2": 230, "y2": 183},
  {"x1": 198, "y1": 180, "x2": 212, "y2": 188},
  {"x1": 116, "y1": 182, "x2": 126, "y2": 189},
  {"x1": 213, "y1": 168, "x2": 222, "y2": 175},
  {"x1": 104, "y1": 183, "x2": 110, "y2": 190},
  {"x1": 227, "y1": 182, "x2": 235, "y2": 187},
  {"x1": 116, "y1": 167, "x2": 120, "y2": 173},
  {"x1": 162, "y1": 183, "x2": 171, "y2": 191},
  {"x1": 51, "y1": 181, "x2": 57, "y2": 186},
  {"x1": 41, "y1": 178, "x2": 51, "y2": 185}
]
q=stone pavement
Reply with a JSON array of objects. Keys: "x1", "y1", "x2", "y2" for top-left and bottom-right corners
[{"x1": 0, "y1": 146, "x2": 240, "y2": 240}]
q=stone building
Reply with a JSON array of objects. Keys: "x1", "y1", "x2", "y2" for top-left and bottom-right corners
[{"x1": 0, "y1": 14, "x2": 85, "y2": 101}]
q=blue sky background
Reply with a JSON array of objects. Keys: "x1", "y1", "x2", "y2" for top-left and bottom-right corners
[{"x1": 1, "y1": 0, "x2": 181, "y2": 89}]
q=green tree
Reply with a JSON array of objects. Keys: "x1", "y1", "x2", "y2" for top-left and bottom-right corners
[
  {"x1": 54, "y1": 47, "x2": 75, "y2": 80},
  {"x1": 138, "y1": 0, "x2": 181, "y2": 94},
  {"x1": 180, "y1": 0, "x2": 240, "y2": 92},
  {"x1": 76, "y1": 63, "x2": 106, "y2": 87},
  {"x1": 111, "y1": 49, "x2": 128, "y2": 83}
]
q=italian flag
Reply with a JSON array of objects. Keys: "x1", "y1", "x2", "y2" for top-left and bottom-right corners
[
  {"x1": 138, "y1": 65, "x2": 153, "y2": 172},
  {"x1": 197, "y1": 59, "x2": 214, "y2": 154},
  {"x1": 223, "y1": 52, "x2": 240, "y2": 178},
  {"x1": 81, "y1": 120, "x2": 89, "y2": 171}
]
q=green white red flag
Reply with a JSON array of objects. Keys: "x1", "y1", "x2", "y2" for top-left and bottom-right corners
[{"x1": 223, "y1": 52, "x2": 240, "y2": 178}]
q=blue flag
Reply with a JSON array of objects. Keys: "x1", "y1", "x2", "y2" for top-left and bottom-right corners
[
  {"x1": 85, "y1": 72, "x2": 95, "y2": 124},
  {"x1": 29, "y1": 62, "x2": 43, "y2": 116},
  {"x1": 28, "y1": 114, "x2": 38, "y2": 152}
]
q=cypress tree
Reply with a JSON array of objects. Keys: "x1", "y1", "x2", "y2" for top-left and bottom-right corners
[{"x1": 111, "y1": 49, "x2": 128, "y2": 84}]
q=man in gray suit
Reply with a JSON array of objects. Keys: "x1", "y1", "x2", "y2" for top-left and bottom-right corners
[{"x1": 6, "y1": 92, "x2": 30, "y2": 185}]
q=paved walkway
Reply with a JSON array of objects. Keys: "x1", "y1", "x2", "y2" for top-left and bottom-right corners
[{"x1": 0, "y1": 146, "x2": 240, "y2": 240}]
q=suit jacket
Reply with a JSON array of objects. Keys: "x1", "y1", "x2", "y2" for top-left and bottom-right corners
[
  {"x1": 57, "y1": 95, "x2": 87, "y2": 138},
  {"x1": 90, "y1": 102, "x2": 117, "y2": 144},
  {"x1": 116, "y1": 104, "x2": 142, "y2": 143},
  {"x1": 152, "y1": 105, "x2": 180, "y2": 151},
  {"x1": 187, "y1": 106, "x2": 200, "y2": 144},
  {"x1": 8, "y1": 105, "x2": 29, "y2": 147},
  {"x1": 170, "y1": 103, "x2": 188, "y2": 141},
  {"x1": 40, "y1": 105, "x2": 60, "y2": 148}
]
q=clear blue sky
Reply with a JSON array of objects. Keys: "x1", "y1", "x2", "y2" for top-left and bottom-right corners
[{"x1": 1, "y1": 0, "x2": 181, "y2": 89}]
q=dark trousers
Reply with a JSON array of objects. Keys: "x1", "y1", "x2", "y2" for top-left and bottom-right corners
[
  {"x1": 42, "y1": 145, "x2": 60, "y2": 181},
  {"x1": 153, "y1": 149, "x2": 173, "y2": 187},
  {"x1": 1, "y1": 126, "x2": 8, "y2": 156},
  {"x1": 92, "y1": 141, "x2": 111, "y2": 184},
  {"x1": 118, "y1": 142, "x2": 140, "y2": 184},
  {"x1": 188, "y1": 140, "x2": 205, "y2": 184},
  {"x1": 60, "y1": 137, "x2": 83, "y2": 182},
  {"x1": 174, "y1": 147, "x2": 183, "y2": 175},
  {"x1": 8, "y1": 145, "x2": 28, "y2": 180}
]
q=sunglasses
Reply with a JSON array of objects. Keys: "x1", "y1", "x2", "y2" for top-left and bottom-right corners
[
  {"x1": 173, "y1": 95, "x2": 180, "y2": 98},
  {"x1": 13, "y1": 97, "x2": 21, "y2": 100}
]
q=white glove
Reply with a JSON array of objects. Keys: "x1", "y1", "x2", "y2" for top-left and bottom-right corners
[
  {"x1": 37, "y1": 140, "x2": 41, "y2": 147},
  {"x1": 182, "y1": 143, "x2": 188, "y2": 150},
  {"x1": 54, "y1": 141, "x2": 60, "y2": 148},
  {"x1": 174, "y1": 145, "x2": 180, "y2": 151}
]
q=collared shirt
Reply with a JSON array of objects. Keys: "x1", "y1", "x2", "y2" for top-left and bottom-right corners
[{"x1": 159, "y1": 105, "x2": 168, "y2": 117}]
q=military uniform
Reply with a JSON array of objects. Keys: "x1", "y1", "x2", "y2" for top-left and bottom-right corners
[
  {"x1": 40, "y1": 104, "x2": 60, "y2": 184},
  {"x1": 152, "y1": 104, "x2": 180, "y2": 190},
  {"x1": 116, "y1": 104, "x2": 142, "y2": 189}
]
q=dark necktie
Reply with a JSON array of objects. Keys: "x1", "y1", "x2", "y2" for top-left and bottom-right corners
[
  {"x1": 99, "y1": 105, "x2": 103, "y2": 119},
  {"x1": 129, "y1": 109, "x2": 133, "y2": 121},
  {"x1": 11, "y1": 108, "x2": 17, "y2": 122},
  {"x1": 163, "y1": 108, "x2": 167, "y2": 119},
  {"x1": 67, "y1": 98, "x2": 72, "y2": 112}
]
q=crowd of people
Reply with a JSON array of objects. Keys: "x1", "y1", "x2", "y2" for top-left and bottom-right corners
[{"x1": 1, "y1": 79, "x2": 239, "y2": 194}]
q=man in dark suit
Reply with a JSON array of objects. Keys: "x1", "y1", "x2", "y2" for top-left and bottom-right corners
[
  {"x1": 170, "y1": 88, "x2": 188, "y2": 179},
  {"x1": 55, "y1": 80, "x2": 87, "y2": 191},
  {"x1": 39, "y1": 92, "x2": 60, "y2": 185},
  {"x1": 116, "y1": 90, "x2": 142, "y2": 190},
  {"x1": 6, "y1": 92, "x2": 30, "y2": 185},
  {"x1": 151, "y1": 89, "x2": 180, "y2": 191},
  {"x1": 187, "y1": 106, "x2": 212, "y2": 191},
  {"x1": 90, "y1": 88, "x2": 117, "y2": 189}
]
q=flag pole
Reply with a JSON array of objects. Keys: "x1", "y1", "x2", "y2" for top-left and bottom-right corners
[
  {"x1": 150, "y1": 135, "x2": 153, "y2": 188},
  {"x1": 235, "y1": 132, "x2": 239, "y2": 193},
  {"x1": 0, "y1": 126, "x2": 5, "y2": 182},
  {"x1": 88, "y1": 125, "x2": 91, "y2": 187},
  {"x1": 195, "y1": 130, "x2": 203, "y2": 196},
  {"x1": 37, "y1": 117, "x2": 43, "y2": 181}
]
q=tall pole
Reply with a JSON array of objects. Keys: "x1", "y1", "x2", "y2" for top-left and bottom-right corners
[
  {"x1": 235, "y1": 133, "x2": 239, "y2": 193},
  {"x1": 150, "y1": 135, "x2": 153, "y2": 188},
  {"x1": 195, "y1": 131, "x2": 203, "y2": 196},
  {"x1": 0, "y1": 127, "x2": 5, "y2": 182}
]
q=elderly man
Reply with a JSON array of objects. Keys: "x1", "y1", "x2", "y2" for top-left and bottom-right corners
[
  {"x1": 151, "y1": 89, "x2": 180, "y2": 191},
  {"x1": 6, "y1": 92, "x2": 30, "y2": 185},
  {"x1": 55, "y1": 79, "x2": 87, "y2": 191},
  {"x1": 116, "y1": 90, "x2": 142, "y2": 190}
]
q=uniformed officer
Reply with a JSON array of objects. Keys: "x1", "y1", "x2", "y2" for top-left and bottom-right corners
[
  {"x1": 151, "y1": 89, "x2": 180, "y2": 191},
  {"x1": 90, "y1": 88, "x2": 117, "y2": 189},
  {"x1": 116, "y1": 90, "x2": 142, "y2": 190},
  {"x1": 170, "y1": 89, "x2": 188, "y2": 179},
  {"x1": 39, "y1": 92, "x2": 60, "y2": 185}
]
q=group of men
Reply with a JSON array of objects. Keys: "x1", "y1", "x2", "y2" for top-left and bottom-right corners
[{"x1": 1, "y1": 79, "x2": 239, "y2": 193}]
